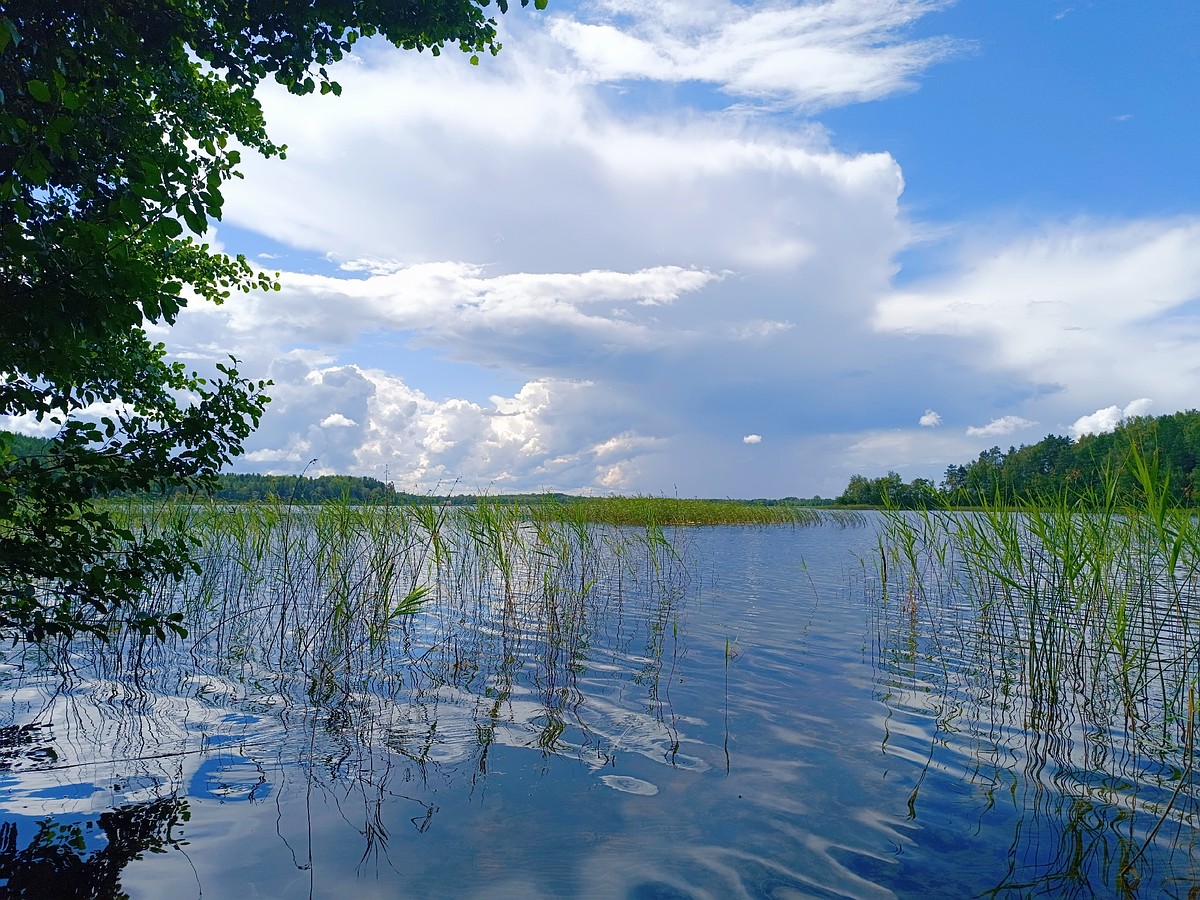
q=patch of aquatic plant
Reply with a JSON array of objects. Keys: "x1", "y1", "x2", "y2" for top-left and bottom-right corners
[
  {"x1": 871, "y1": 448, "x2": 1200, "y2": 894},
  {"x1": 54, "y1": 496, "x2": 696, "y2": 763},
  {"x1": 547, "y1": 495, "x2": 828, "y2": 527},
  {"x1": 50, "y1": 493, "x2": 854, "y2": 683},
  {"x1": 1, "y1": 492, "x2": 700, "y2": 889}
]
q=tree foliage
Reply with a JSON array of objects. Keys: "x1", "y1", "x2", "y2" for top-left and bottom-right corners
[
  {"x1": 155, "y1": 471, "x2": 403, "y2": 504},
  {"x1": 0, "y1": 0, "x2": 538, "y2": 641},
  {"x1": 836, "y1": 409, "x2": 1200, "y2": 508},
  {"x1": 835, "y1": 471, "x2": 937, "y2": 509}
]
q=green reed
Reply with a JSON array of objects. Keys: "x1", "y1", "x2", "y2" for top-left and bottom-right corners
[
  {"x1": 89, "y1": 494, "x2": 694, "y2": 698},
  {"x1": 8, "y1": 491, "x2": 707, "y2": 882},
  {"x1": 873, "y1": 446, "x2": 1200, "y2": 894},
  {"x1": 69, "y1": 491, "x2": 839, "y2": 763},
  {"x1": 72, "y1": 493, "x2": 842, "y2": 696}
]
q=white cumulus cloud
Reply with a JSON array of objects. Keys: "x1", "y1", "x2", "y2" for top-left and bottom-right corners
[
  {"x1": 919, "y1": 409, "x2": 942, "y2": 427},
  {"x1": 159, "y1": 26, "x2": 914, "y2": 496},
  {"x1": 1068, "y1": 398, "x2": 1154, "y2": 438},
  {"x1": 743, "y1": 434, "x2": 762, "y2": 444},
  {"x1": 1123, "y1": 397, "x2": 1154, "y2": 418}
]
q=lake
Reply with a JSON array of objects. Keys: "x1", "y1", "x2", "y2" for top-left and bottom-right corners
[{"x1": 0, "y1": 511, "x2": 1196, "y2": 897}]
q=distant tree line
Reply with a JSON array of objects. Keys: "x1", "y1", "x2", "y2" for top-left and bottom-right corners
[
  {"x1": 836, "y1": 409, "x2": 1200, "y2": 508},
  {"x1": 744, "y1": 496, "x2": 836, "y2": 507},
  {"x1": 189, "y1": 473, "x2": 401, "y2": 503}
]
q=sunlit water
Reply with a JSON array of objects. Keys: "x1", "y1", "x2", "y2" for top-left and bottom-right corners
[{"x1": 1, "y1": 515, "x2": 1197, "y2": 897}]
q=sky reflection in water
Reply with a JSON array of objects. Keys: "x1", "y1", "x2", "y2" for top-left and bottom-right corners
[{"x1": 0, "y1": 515, "x2": 1197, "y2": 898}]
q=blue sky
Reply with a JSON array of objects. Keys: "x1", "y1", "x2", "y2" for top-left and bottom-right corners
[{"x1": 42, "y1": 0, "x2": 1200, "y2": 498}]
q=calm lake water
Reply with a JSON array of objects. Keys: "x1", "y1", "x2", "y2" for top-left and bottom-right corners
[{"x1": 0, "y1": 513, "x2": 1197, "y2": 897}]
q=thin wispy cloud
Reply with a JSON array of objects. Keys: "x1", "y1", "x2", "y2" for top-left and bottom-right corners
[
  {"x1": 966, "y1": 416, "x2": 1037, "y2": 438},
  {"x1": 875, "y1": 220, "x2": 1200, "y2": 424},
  {"x1": 551, "y1": 0, "x2": 966, "y2": 109}
]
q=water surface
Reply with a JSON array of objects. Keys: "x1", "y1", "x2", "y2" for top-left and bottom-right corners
[{"x1": 0, "y1": 515, "x2": 1195, "y2": 897}]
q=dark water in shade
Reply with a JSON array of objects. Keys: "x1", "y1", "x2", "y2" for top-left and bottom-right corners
[{"x1": 0, "y1": 516, "x2": 1197, "y2": 898}]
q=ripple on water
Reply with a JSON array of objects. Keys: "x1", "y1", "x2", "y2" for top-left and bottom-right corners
[{"x1": 600, "y1": 774, "x2": 659, "y2": 795}]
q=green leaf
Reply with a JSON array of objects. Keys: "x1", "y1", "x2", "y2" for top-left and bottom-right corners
[
  {"x1": 157, "y1": 217, "x2": 184, "y2": 239},
  {"x1": 0, "y1": 18, "x2": 19, "y2": 54},
  {"x1": 27, "y1": 80, "x2": 50, "y2": 102}
]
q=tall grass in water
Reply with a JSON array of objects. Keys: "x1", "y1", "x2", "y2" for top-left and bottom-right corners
[
  {"x1": 83, "y1": 492, "x2": 838, "y2": 703},
  {"x1": 69, "y1": 495, "x2": 700, "y2": 737},
  {"x1": 4, "y1": 493, "x2": 706, "y2": 883},
  {"x1": 873, "y1": 448, "x2": 1200, "y2": 895}
]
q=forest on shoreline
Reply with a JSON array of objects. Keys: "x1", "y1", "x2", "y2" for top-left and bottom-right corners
[{"x1": 836, "y1": 409, "x2": 1200, "y2": 508}]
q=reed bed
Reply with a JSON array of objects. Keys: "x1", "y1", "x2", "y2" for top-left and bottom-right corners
[
  {"x1": 96, "y1": 497, "x2": 684, "y2": 677},
  {"x1": 46, "y1": 492, "x2": 841, "y2": 696},
  {"x1": 871, "y1": 456, "x2": 1200, "y2": 895},
  {"x1": 538, "y1": 496, "x2": 824, "y2": 527},
  {"x1": 0, "y1": 493, "x2": 722, "y2": 882},
  {"x1": 29, "y1": 492, "x2": 719, "y2": 778}
]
